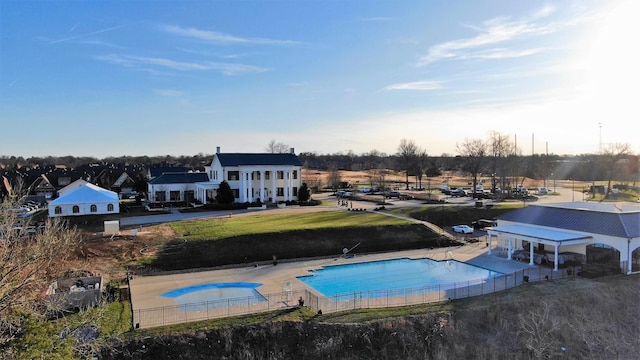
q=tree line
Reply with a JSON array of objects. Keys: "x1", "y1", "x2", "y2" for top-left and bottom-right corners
[{"x1": 1, "y1": 135, "x2": 637, "y2": 190}]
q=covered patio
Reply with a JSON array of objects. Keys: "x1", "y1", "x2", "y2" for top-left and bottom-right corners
[{"x1": 487, "y1": 225, "x2": 592, "y2": 271}]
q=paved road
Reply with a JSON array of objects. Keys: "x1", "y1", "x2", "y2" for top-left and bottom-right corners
[{"x1": 117, "y1": 186, "x2": 583, "y2": 228}]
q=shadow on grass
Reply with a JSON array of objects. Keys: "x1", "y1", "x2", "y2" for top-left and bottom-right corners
[{"x1": 150, "y1": 224, "x2": 461, "y2": 272}]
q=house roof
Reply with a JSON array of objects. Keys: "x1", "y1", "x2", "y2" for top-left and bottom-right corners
[
  {"x1": 149, "y1": 172, "x2": 209, "y2": 185},
  {"x1": 490, "y1": 224, "x2": 592, "y2": 244},
  {"x1": 50, "y1": 183, "x2": 118, "y2": 205},
  {"x1": 216, "y1": 153, "x2": 303, "y2": 167},
  {"x1": 149, "y1": 166, "x2": 189, "y2": 178},
  {"x1": 498, "y1": 203, "x2": 640, "y2": 238}
]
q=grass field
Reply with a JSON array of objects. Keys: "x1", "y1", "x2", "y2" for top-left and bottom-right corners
[{"x1": 168, "y1": 211, "x2": 412, "y2": 241}]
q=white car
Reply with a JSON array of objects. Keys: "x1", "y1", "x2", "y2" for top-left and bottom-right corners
[{"x1": 452, "y1": 225, "x2": 474, "y2": 234}]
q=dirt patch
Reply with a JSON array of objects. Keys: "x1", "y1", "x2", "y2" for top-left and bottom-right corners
[{"x1": 67, "y1": 224, "x2": 178, "y2": 282}]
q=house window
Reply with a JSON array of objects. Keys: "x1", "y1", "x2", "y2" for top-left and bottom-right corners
[
  {"x1": 277, "y1": 171, "x2": 284, "y2": 180},
  {"x1": 293, "y1": 170, "x2": 298, "y2": 179},
  {"x1": 277, "y1": 187, "x2": 284, "y2": 196},
  {"x1": 228, "y1": 171, "x2": 240, "y2": 181},
  {"x1": 72, "y1": 205, "x2": 80, "y2": 214},
  {"x1": 293, "y1": 187, "x2": 298, "y2": 196},
  {"x1": 170, "y1": 191, "x2": 180, "y2": 202},
  {"x1": 54, "y1": 206, "x2": 62, "y2": 215},
  {"x1": 265, "y1": 172, "x2": 270, "y2": 180},
  {"x1": 90, "y1": 204, "x2": 97, "y2": 213},
  {"x1": 107, "y1": 204, "x2": 114, "y2": 212},
  {"x1": 155, "y1": 191, "x2": 166, "y2": 202},
  {"x1": 231, "y1": 189, "x2": 240, "y2": 199}
]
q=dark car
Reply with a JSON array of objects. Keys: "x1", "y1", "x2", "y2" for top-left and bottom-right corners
[
  {"x1": 450, "y1": 188, "x2": 466, "y2": 197},
  {"x1": 472, "y1": 219, "x2": 497, "y2": 229},
  {"x1": 386, "y1": 191, "x2": 401, "y2": 198}
]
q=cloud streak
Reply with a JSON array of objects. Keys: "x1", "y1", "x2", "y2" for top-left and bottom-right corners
[
  {"x1": 383, "y1": 80, "x2": 442, "y2": 91},
  {"x1": 162, "y1": 25, "x2": 300, "y2": 46},
  {"x1": 95, "y1": 54, "x2": 268, "y2": 75},
  {"x1": 418, "y1": 7, "x2": 555, "y2": 66},
  {"x1": 48, "y1": 25, "x2": 126, "y2": 45}
]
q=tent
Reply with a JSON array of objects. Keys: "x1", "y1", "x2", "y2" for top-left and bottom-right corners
[{"x1": 49, "y1": 183, "x2": 119, "y2": 217}]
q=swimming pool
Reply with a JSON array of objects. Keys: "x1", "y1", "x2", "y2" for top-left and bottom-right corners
[
  {"x1": 161, "y1": 282, "x2": 267, "y2": 309},
  {"x1": 297, "y1": 258, "x2": 501, "y2": 296}
]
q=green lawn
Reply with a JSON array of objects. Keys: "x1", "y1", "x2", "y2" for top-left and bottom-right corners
[{"x1": 169, "y1": 211, "x2": 412, "y2": 241}]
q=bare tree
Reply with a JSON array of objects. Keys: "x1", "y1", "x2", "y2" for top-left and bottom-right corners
[
  {"x1": 487, "y1": 131, "x2": 516, "y2": 196},
  {"x1": 517, "y1": 301, "x2": 563, "y2": 360},
  {"x1": 265, "y1": 139, "x2": 290, "y2": 154},
  {"x1": 456, "y1": 138, "x2": 488, "y2": 197},
  {"x1": 601, "y1": 143, "x2": 632, "y2": 198},
  {"x1": 369, "y1": 168, "x2": 390, "y2": 204},
  {"x1": 397, "y1": 139, "x2": 419, "y2": 190},
  {"x1": 326, "y1": 166, "x2": 342, "y2": 190},
  {"x1": 1, "y1": 200, "x2": 81, "y2": 348}
]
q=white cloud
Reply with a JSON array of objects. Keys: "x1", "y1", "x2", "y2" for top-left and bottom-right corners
[
  {"x1": 95, "y1": 54, "x2": 268, "y2": 75},
  {"x1": 418, "y1": 8, "x2": 555, "y2": 66},
  {"x1": 162, "y1": 25, "x2": 300, "y2": 46},
  {"x1": 383, "y1": 80, "x2": 442, "y2": 91},
  {"x1": 153, "y1": 89, "x2": 184, "y2": 97}
]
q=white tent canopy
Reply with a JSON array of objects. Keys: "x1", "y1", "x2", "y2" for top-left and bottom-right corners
[{"x1": 49, "y1": 183, "x2": 119, "y2": 217}]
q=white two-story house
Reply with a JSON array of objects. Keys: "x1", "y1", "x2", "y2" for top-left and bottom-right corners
[{"x1": 148, "y1": 147, "x2": 303, "y2": 205}]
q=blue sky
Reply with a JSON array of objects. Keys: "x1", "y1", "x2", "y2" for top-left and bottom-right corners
[{"x1": 1, "y1": 0, "x2": 637, "y2": 158}]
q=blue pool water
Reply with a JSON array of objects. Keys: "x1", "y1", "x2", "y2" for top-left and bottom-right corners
[
  {"x1": 162, "y1": 282, "x2": 266, "y2": 309},
  {"x1": 298, "y1": 258, "x2": 501, "y2": 296}
]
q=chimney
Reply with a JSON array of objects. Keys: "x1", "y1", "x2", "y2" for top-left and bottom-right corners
[
  {"x1": 290, "y1": 147, "x2": 295, "y2": 154},
  {"x1": 216, "y1": 146, "x2": 220, "y2": 154}
]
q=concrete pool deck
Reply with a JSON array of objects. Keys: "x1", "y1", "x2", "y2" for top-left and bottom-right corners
[{"x1": 129, "y1": 241, "x2": 543, "y2": 313}]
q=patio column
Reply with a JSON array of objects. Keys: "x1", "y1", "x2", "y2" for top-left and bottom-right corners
[
  {"x1": 487, "y1": 233, "x2": 493, "y2": 255},
  {"x1": 507, "y1": 237, "x2": 513, "y2": 260},
  {"x1": 529, "y1": 240, "x2": 535, "y2": 266},
  {"x1": 553, "y1": 244, "x2": 559, "y2": 271}
]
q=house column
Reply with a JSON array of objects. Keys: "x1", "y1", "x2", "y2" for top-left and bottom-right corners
[
  {"x1": 259, "y1": 170, "x2": 265, "y2": 202},
  {"x1": 286, "y1": 170, "x2": 293, "y2": 201},
  {"x1": 247, "y1": 171, "x2": 254, "y2": 202},
  {"x1": 271, "y1": 171, "x2": 277, "y2": 203},
  {"x1": 553, "y1": 244, "x2": 559, "y2": 271},
  {"x1": 240, "y1": 170, "x2": 247, "y2": 203},
  {"x1": 507, "y1": 237, "x2": 513, "y2": 260},
  {"x1": 529, "y1": 240, "x2": 535, "y2": 266},
  {"x1": 487, "y1": 233, "x2": 493, "y2": 255}
]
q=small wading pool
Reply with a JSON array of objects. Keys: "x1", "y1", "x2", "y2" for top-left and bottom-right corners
[
  {"x1": 161, "y1": 282, "x2": 267, "y2": 310},
  {"x1": 298, "y1": 258, "x2": 502, "y2": 296}
]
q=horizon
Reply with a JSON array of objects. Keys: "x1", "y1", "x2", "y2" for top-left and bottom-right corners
[{"x1": 1, "y1": 0, "x2": 638, "y2": 158}]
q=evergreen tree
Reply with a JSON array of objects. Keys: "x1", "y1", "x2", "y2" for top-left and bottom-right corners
[
  {"x1": 215, "y1": 181, "x2": 235, "y2": 204},
  {"x1": 298, "y1": 182, "x2": 310, "y2": 202}
]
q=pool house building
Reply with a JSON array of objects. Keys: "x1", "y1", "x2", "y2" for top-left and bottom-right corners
[{"x1": 487, "y1": 202, "x2": 640, "y2": 274}]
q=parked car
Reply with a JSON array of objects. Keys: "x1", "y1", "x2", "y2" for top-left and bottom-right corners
[
  {"x1": 450, "y1": 188, "x2": 466, "y2": 197},
  {"x1": 472, "y1": 219, "x2": 497, "y2": 229},
  {"x1": 399, "y1": 193, "x2": 412, "y2": 200},
  {"x1": 452, "y1": 225, "x2": 474, "y2": 234},
  {"x1": 386, "y1": 191, "x2": 401, "y2": 198},
  {"x1": 538, "y1": 187, "x2": 549, "y2": 195},
  {"x1": 335, "y1": 190, "x2": 351, "y2": 198}
]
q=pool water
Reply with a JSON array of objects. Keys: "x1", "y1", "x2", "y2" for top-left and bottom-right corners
[
  {"x1": 297, "y1": 258, "x2": 501, "y2": 296},
  {"x1": 162, "y1": 282, "x2": 266, "y2": 308}
]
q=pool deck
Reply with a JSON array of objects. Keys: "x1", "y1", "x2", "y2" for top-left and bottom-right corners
[{"x1": 129, "y1": 241, "x2": 543, "y2": 312}]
